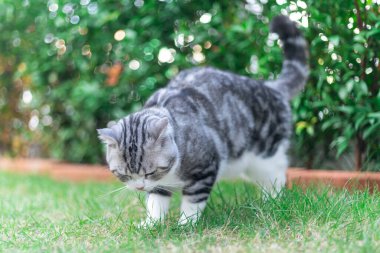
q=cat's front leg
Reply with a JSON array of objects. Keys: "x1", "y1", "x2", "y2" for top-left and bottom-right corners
[
  {"x1": 140, "y1": 188, "x2": 171, "y2": 228},
  {"x1": 179, "y1": 195, "x2": 208, "y2": 225},
  {"x1": 179, "y1": 172, "x2": 217, "y2": 225}
]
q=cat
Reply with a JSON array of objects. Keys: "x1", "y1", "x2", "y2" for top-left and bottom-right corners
[{"x1": 97, "y1": 15, "x2": 308, "y2": 226}]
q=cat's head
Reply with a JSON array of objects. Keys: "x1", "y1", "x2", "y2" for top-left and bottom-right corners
[{"x1": 97, "y1": 111, "x2": 179, "y2": 191}]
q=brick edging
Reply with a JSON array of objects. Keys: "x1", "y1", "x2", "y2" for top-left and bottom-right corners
[
  {"x1": 0, "y1": 158, "x2": 114, "y2": 182},
  {"x1": 1, "y1": 158, "x2": 379, "y2": 190}
]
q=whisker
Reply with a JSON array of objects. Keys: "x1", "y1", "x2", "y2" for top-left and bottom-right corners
[
  {"x1": 115, "y1": 186, "x2": 133, "y2": 197},
  {"x1": 98, "y1": 185, "x2": 129, "y2": 198}
]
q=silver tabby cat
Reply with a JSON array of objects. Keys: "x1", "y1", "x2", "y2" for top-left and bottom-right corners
[{"x1": 98, "y1": 15, "x2": 308, "y2": 226}]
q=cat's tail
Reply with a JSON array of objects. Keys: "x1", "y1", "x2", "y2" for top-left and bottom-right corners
[{"x1": 266, "y1": 15, "x2": 309, "y2": 99}]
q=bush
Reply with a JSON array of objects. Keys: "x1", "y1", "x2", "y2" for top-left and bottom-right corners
[{"x1": 0, "y1": 0, "x2": 379, "y2": 169}]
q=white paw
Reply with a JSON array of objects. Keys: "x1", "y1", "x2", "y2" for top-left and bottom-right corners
[
  {"x1": 261, "y1": 187, "x2": 282, "y2": 201},
  {"x1": 137, "y1": 218, "x2": 158, "y2": 229},
  {"x1": 178, "y1": 215, "x2": 198, "y2": 226}
]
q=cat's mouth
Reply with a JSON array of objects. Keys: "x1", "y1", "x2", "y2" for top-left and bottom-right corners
[{"x1": 135, "y1": 186, "x2": 145, "y2": 191}]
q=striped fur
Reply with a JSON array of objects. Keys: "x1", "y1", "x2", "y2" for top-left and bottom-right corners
[
  {"x1": 266, "y1": 15, "x2": 309, "y2": 98},
  {"x1": 98, "y1": 15, "x2": 308, "y2": 225}
]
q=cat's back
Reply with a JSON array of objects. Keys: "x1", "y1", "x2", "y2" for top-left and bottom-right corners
[
  {"x1": 146, "y1": 67, "x2": 256, "y2": 117},
  {"x1": 167, "y1": 67, "x2": 256, "y2": 92},
  {"x1": 145, "y1": 67, "x2": 265, "y2": 108},
  {"x1": 145, "y1": 66, "x2": 288, "y2": 120}
]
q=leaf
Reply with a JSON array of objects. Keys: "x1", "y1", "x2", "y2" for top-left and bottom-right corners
[
  {"x1": 345, "y1": 79, "x2": 354, "y2": 92},
  {"x1": 353, "y1": 34, "x2": 366, "y2": 43},
  {"x1": 363, "y1": 122, "x2": 380, "y2": 140},
  {"x1": 329, "y1": 35, "x2": 340, "y2": 46},
  {"x1": 296, "y1": 121, "x2": 308, "y2": 135},
  {"x1": 365, "y1": 29, "x2": 380, "y2": 38},
  {"x1": 353, "y1": 43, "x2": 365, "y2": 54},
  {"x1": 336, "y1": 106, "x2": 355, "y2": 115},
  {"x1": 338, "y1": 87, "x2": 348, "y2": 100},
  {"x1": 337, "y1": 139, "x2": 349, "y2": 157},
  {"x1": 354, "y1": 114, "x2": 367, "y2": 130},
  {"x1": 359, "y1": 81, "x2": 369, "y2": 95},
  {"x1": 321, "y1": 118, "x2": 341, "y2": 130},
  {"x1": 331, "y1": 136, "x2": 349, "y2": 157},
  {"x1": 368, "y1": 112, "x2": 380, "y2": 118},
  {"x1": 306, "y1": 126, "x2": 315, "y2": 136}
]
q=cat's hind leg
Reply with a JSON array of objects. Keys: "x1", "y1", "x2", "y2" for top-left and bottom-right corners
[{"x1": 246, "y1": 142, "x2": 288, "y2": 198}]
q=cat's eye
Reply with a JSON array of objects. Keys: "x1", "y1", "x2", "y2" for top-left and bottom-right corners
[
  {"x1": 119, "y1": 175, "x2": 131, "y2": 182},
  {"x1": 108, "y1": 143, "x2": 116, "y2": 149},
  {"x1": 145, "y1": 171, "x2": 156, "y2": 177},
  {"x1": 157, "y1": 166, "x2": 169, "y2": 171}
]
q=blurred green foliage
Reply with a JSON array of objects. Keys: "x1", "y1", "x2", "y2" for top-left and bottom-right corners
[{"x1": 0, "y1": 0, "x2": 379, "y2": 169}]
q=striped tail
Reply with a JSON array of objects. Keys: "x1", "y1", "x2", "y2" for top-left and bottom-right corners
[{"x1": 266, "y1": 15, "x2": 309, "y2": 99}]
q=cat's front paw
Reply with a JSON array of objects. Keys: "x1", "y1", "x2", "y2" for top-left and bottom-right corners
[
  {"x1": 137, "y1": 218, "x2": 158, "y2": 229},
  {"x1": 178, "y1": 214, "x2": 198, "y2": 226}
]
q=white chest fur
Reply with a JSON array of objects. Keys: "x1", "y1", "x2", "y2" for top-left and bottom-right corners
[
  {"x1": 218, "y1": 151, "x2": 256, "y2": 180},
  {"x1": 217, "y1": 142, "x2": 289, "y2": 184}
]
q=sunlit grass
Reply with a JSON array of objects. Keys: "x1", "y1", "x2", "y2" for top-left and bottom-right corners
[{"x1": 0, "y1": 171, "x2": 379, "y2": 252}]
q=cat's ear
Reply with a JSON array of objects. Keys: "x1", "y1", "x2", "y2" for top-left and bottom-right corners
[
  {"x1": 97, "y1": 128, "x2": 119, "y2": 146},
  {"x1": 107, "y1": 120, "x2": 117, "y2": 128},
  {"x1": 149, "y1": 117, "x2": 169, "y2": 141}
]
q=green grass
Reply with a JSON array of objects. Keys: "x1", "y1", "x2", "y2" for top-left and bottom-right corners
[{"x1": 1, "y1": 171, "x2": 379, "y2": 253}]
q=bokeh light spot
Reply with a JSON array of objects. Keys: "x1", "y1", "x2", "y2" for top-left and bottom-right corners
[
  {"x1": 114, "y1": 30, "x2": 126, "y2": 41},
  {"x1": 134, "y1": 0, "x2": 144, "y2": 8},
  {"x1": 62, "y1": 3, "x2": 73, "y2": 14},
  {"x1": 82, "y1": 45, "x2": 91, "y2": 56},
  {"x1": 70, "y1": 15, "x2": 80, "y2": 24},
  {"x1": 42, "y1": 115, "x2": 53, "y2": 126},
  {"x1": 175, "y1": 33, "x2": 185, "y2": 47},
  {"x1": 200, "y1": 13, "x2": 212, "y2": 24},
  {"x1": 327, "y1": 76, "x2": 334, "y2": 84},
  {"x1": 80, "y1": 0, "x2": 90, "y2": 6},
  {"x1": 204, "y1": 41, "x2": 212, "y2": 49},
  {"x1": 297, "y1": 0, "x2": 307, "y2": 9},
  {"x1": 87, "y1": 3, "x2": 98, "y2": 15},
  {"x1": 22, "y1": 90, "x2": 33, "y2": 104},
  {"x1": 193, "y1": 44, "x2": 202, "y2": 52},
  {"x1": 249, "y1": 55, "x2": 259, "y2": 74},
  {"x1": 158, "y1": 48, "x2": 176, "y2": 63},
  {"x1": 129, "y1": 60, "x2": 140, "y2": 70},
  {"x1": 44, "y1": 33, "x2": 54, "y2": 44},
  {"x1": 29, "y1": 115, "x2": 39, "y2": 131},
  {"x1": 193, "y1": 52, "x2": 205, "y2": 63},
  {"x1": 48, "y1": 3, "x2": 58, "y2": 12},
  {"x1": 55, "y1": 39, "x2": 65, "y2": 49}
]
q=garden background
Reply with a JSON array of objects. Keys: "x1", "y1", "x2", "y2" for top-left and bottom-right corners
[{"x1": 0, "y1": 0, "x2": 379, "y2": 171}]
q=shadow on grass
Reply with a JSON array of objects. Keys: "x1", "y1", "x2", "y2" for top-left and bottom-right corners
[{"x1": 130, "y1": 180, "x2": 378, "y2": 243}]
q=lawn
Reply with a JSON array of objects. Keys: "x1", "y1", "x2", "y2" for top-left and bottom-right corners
[{"x1": 1, "y1": 171, "x2": 379, "y2": 252}]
